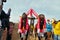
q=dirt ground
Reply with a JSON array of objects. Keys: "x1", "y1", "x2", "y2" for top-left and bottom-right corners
[
  {"x1": 1, "y1": 24, "x2": 20, "y2": 40},
  {"x1": 1, "y1": 24, "x2": 52, "y2": 40}
]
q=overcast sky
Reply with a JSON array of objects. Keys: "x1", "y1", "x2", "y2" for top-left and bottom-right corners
[{"x1": 3, "y1": 0, "x2": 60, "y2": 23}]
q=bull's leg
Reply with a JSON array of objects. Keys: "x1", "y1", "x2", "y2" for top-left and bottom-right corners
[
  {"x1": 20, "y1": 33, "x2": 24, "y2": 40},
  {"x1": 21, "y1": 36, "x2": 23, "y2": 40},
  {"x1": 38, "y1": 33, "x2": 41, "y2": 40},
  {"x1": 25, "y1": 31, "x2": 28, "y2": 40},
  {"x1": 38, "y1": 36, "x2": 41, "y2": 40}
]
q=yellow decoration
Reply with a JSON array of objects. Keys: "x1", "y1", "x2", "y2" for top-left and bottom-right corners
[
  {"x1": 22, "y1": 26, "x2": 25, "y2": 30},
  {"x1": 31, "y1": 25, "x2": 34, "y2": 29}
]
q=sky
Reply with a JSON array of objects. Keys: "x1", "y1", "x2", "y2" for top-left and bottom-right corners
[{"x1": 3, "y1": 0, "x2": 60, "y2": 23}]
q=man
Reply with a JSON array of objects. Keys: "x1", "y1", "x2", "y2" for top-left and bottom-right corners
[
  {"x1": 45, "y1": 19, "x2": 52, "y2": 40},
  {"x1": 0, "y1": 0, "x2": 7, "y2": 40},
  {"x1": 0, "y1": 10, "x2": 7, "y2": 40},
  {"x1": 54, "y1": 20, "x2": 60, "y2": 40},
  {"x1": 6, "y1": 8, "x2": 11, "y2": 40},
  {"x1": 0, "y1": 10, "x2": 6, "y2": 40},
  {"x1": 0, "y1": 8, "x2": 11, "y2": 40},
  {"x1": 18, "y1": 13, "x2": 29, "y2": 40},
  {"x1": 6, "y1": 22, "x2": 14, "y2": 40},
  {"x1": 51, "y1": 18, "x2": 57, "y2": 40}
]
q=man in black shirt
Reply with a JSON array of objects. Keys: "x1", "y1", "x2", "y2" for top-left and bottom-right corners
[{"x1": 0, "y1": 8, "x2": 11, "y2": 40}]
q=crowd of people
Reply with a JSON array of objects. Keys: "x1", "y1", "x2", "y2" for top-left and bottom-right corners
[{"x1": 18, "y1": 12, "x2": 60, "y2": 40}]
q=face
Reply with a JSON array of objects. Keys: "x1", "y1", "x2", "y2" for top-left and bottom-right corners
[
  {"x1": 54, "y1": 21, "x2": 57, "y2": 24},
  {"x1": 10, "y1": 23, "x2": 14, "y2": 28},
  {"x1": 47, "y1": 20, "x2": 50, "y2": 23}
]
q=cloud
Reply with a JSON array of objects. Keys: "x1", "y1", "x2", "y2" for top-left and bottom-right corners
[{"x1": 3, "y1": 0, "x2": 60, "y2": 23}]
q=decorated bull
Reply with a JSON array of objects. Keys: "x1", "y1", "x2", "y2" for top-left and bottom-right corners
[
  {"x1": 18, "y1": 13, "x2": 29, "y2": 40},
  {"x1": 36, "y1": 14, "x2": 46, "y2": 40}
]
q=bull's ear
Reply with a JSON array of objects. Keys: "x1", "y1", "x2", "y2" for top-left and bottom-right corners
[{"x1": 2, "y1": 0, "x2": 7, "y2": 2}]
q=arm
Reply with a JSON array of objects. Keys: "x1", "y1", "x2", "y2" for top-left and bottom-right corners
[{"x1": 7, "y1": 8, "x2": 11, "y2": 16}]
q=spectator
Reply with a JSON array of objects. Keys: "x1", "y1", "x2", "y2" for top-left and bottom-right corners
[
  {"x1": 52, "y1": 18, "x2": 57, "y2": 40},
  {"x1": 6, "y1": 22, "x2": 14, "y2": 40},
  {"x1": 45, "y1": 19, "x2": 52, "y2": 40},
  {"x1": 54, "y1": 20, "x2": 60, "y2": 40},
  {"x1": 0, "y1": 8, "x2": 11, "y2": 40},
  {"x1": 0, "y1": 10, "x2": 7, "y2": 40}
]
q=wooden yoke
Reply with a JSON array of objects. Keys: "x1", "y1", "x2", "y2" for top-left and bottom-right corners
[
  {"x1": 26, "y1": 8, "x2": 38, "y2": 34},
  {"x1": 26, "y1": 8, "x2": 38, "y2": 27}
]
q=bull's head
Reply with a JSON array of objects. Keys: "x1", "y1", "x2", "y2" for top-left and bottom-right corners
[
  {"x1": 22, "y1": 12, "x2": 27, "y2": 20},
  {"x1": 39, "y1": 14, "x2": 45, "y2": 20}
]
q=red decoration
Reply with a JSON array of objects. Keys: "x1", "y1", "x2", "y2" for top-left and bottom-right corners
[{"x1": 27, "y1": 8, "x2": 38, "y2": 18}]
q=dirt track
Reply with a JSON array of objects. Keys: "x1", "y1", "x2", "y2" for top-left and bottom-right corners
[
  {"x1": 1, "y1": 24, "x2": 52, "y2": 40},
  {"x1": 1, "y1": 27, "x2": 38, "y2": 40},
  {"x1": 1, "y1": 24, "x2": 19, "y2": 40}
]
